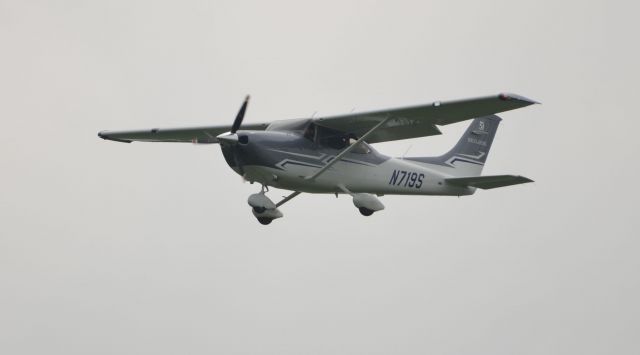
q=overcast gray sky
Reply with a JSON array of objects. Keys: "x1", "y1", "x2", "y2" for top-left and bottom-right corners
[{"x1": 1, "y1": 0, "x2": 639, "y2": 354}]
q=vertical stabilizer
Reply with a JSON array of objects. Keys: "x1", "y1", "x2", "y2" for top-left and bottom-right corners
[{"x1": 405, "y1": 115, "x2": 502, "y2": 176}]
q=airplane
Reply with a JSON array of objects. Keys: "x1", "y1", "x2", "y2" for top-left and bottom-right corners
[{"x1": 98, "y1": 93, "x2": 538, "y2": 225}]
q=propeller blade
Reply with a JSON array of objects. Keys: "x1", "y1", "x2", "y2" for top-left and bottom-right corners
[{"x1": 231, "y1": 95, "x2": 250, "y2": 133}]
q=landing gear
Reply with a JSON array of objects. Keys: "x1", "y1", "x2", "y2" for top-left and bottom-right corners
[
  {"x1": 359, "y1": 207, "x2": 374, "y2": 216},
  {"x1": 248, "y1": 185, "x2": 288, "y2": 225},
  {"x1": 338, "y1": 185, "x2": 385, "y2": 217}
]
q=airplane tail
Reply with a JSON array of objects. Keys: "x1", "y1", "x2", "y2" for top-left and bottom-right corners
[{"x1": 405, "y1": 115, "x2": 502, "y2": 177}]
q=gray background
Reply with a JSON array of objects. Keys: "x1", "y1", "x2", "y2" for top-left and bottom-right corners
[{"x1": 1, "y1": 1, "x2": 639, "y2": 354}]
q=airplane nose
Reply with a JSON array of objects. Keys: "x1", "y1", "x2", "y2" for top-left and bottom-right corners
[
  {"x1": 216, "y1": 132, "x2": 238, "y2": 144},
  {"x1": 217, "y1": 132, "x2": 250, "y2": 145}
]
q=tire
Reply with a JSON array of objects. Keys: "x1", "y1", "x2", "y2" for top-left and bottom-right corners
[
  {"x1": 359, "y1": 207, "x2": 374, "y2": 216},
  {"x1": 257, "y1": 217, "x2": 273, "y2": 225},
  {"x1": 253, "y1": 206, "x2": 266, "y2": 214}
]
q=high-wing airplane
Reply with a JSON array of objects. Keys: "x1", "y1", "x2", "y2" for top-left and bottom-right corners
[{"x1": 99, "y1": 93, "x2": 538, "y2": 224}]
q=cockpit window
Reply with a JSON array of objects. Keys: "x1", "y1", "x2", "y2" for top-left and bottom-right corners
[
  {"x1": 316, "y1": 125, "x2": 349, "y2": 149},
  {"x1": 314, "y1": 126, "x2": 371, "y2": 153}
]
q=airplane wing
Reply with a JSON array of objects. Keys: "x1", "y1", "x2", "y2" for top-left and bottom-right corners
[
  {"x1": 445, "y1": 175, "x2": 533, "y2": 189},
  {"x1": 98, "y1": 123, "x2": 269, "y2": 144},
  {"x1": 98, "y1": 93, "x2": 537, "y2": 144},
  {"x1": 313, "y1": 93, "x2": 538, "y2": 143}
]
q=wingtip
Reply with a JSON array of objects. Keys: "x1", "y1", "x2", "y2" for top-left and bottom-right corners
[
  {"x1": 499, "y1": 93, "x2": 540, "y2": 105},
  {"x1": 97, "y1": 131, "x2": 132, "y2": 143},
  {"x1": 519, "y1": 175, "x2": 535, "y2": 183}
]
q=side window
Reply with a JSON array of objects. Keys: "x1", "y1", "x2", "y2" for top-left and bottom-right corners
[
  {"x1": 314, "y1": 127, "x2": 372, "y2": 152},
  {"x1": 316, "y1": 126, "x2": 349, "y2": 149}
]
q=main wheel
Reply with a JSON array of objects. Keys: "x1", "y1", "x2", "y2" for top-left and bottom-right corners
[
  {"x1": 257, "y1": 217, "x2": 273, "y2": 225},
  {"x1": 253, "y1": 206, "x2": 266, "y2": 213},
  {"x1": 359, "y1": 207, "x2": 374, "y2": 216}
]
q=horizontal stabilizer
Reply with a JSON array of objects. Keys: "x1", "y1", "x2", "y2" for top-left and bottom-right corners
[{"x1": 445, "y1": 175, "x2": 533, "y2": 190}]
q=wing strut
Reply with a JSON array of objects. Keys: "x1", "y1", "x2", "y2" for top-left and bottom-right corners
[
  {"x1": 305, "y1": 116, "x2": 391, "y2": 181},
  {"x1": 275, "y1": 191, "x2": 301, "y2": 208}
]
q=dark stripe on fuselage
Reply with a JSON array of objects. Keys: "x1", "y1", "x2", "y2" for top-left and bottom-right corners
[
  {"x1": 448, "y1": 158, "x2": 484, "y2": 166},
  {"x1": 278, "y1": 160, "x2": 324, "y2": 170},
  {"x1": 220, "y1": 130, "x2": 390, "y2": 174}
]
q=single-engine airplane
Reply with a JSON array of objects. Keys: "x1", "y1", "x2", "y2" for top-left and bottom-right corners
[{"x1": 99, "y1": 93, "x2": 538, "y2": 224}]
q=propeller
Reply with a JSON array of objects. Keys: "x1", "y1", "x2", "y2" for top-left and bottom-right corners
[
  {"x1": 231, "y1": 95, "x2": 250, "y2": 134},
  {"x1": 217, "y1": 95, "x2": 250, "y2": 144},
  {"x1": 217, "y1": 96, "x2": 251, "y2": 174}
]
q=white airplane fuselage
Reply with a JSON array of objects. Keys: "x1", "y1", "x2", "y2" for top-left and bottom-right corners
[
  {"x1": 221, "y1": 130, "x2": 476, "y2": 196},
  {"x1": 243, "y1": 159, "x2": 475, "y2": 196}
]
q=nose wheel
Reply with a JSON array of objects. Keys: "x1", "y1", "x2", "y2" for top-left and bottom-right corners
[{"x1": 248, "y1": 186, "x2": 301, "y2": 225}]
